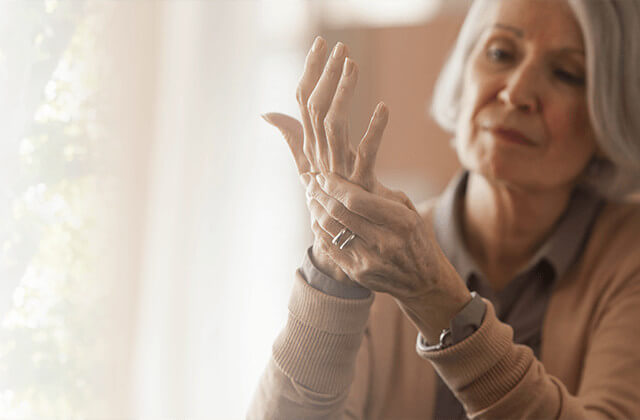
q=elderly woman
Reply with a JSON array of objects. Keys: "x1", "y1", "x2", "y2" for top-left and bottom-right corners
[{"x1": 249, "y1": 0, "x2": 640, "y2": 418}]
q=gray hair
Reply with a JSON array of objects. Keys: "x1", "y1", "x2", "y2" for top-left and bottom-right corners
[{"x1": 430, "y1": 0, "x2": 640, "y2": 200}]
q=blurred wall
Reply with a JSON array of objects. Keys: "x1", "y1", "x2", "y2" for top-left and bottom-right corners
[{"x1": 321, "y1": 11, "x2": 466, "y2": 203}]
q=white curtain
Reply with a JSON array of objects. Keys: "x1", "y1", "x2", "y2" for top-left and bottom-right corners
[
  {"x1": 0, "y1": 0, "x2": 313, "y2": 417},
  {"x1": 127, "y1": 1, "x2": 313, "y2": 418},
  {"x1": 1, "y1": 1, "x2": 451, "y2": 418}
]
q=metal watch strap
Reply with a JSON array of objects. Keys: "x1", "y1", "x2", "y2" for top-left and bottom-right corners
[{"x1": 416, "y1": 291, "x2": 486, "y2": 352}]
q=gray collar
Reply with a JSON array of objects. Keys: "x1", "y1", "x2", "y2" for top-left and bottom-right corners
[{"x1": 433, "y1": 170, "x2": 604, "y2": 284}]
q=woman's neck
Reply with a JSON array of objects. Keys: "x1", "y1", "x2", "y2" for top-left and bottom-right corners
[{"x1": 461, "y1": 171, "x2": 573, "y2": 287}]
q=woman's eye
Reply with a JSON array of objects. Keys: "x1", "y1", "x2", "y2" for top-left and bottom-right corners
[
  {"x1": 555, "y1": 69, "x2": 585, "y2": 86},
  {"x1": 486, "y1": 47, "x2": 512, "y2": 62}
]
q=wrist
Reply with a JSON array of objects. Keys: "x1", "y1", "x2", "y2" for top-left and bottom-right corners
[
  {"x1": 399, "y1": 259, "x2": 472, "y2": 344},
  {"x1": 310, "y1": 242, "x2": 353, "y2": 285},
  {"x1": 416, "y1": 291, "x2": 485, "y2": 351}
]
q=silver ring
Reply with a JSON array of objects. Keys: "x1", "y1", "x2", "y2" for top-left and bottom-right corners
[
  {"x1": 332, "y1": 228, "x2": 349, "y2": 245},
  {"x1": 331, "y1": 228, "x2": 356, "y2": 249},
  {"x1": 339, "y1": 233, "x2": 356, "y2": 250}
]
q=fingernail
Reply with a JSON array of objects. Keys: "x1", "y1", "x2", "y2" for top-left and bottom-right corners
[
  {"x1": 261, "y1": 113, "x2": 273, "y2": 124},
  {"x1": 312, "y1": 36, "x2": 324, "y2": 52},
  {"x1": 343, "y1": 58, "x2": 354, "y2": 76},
  {"x1": 316, "y1": 174, "x2": 326, "y2": 188},
  {"x1": 375, "y1": 102, "x2": 388, "y2": 119},
  {"x1": 332, "y1": 42, "x2": 344, "y2": 59}
]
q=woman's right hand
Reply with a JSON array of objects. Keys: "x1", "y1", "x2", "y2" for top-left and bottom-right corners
[{"x1": 262, "y1": 36, "x2": 414, "y2": 286}]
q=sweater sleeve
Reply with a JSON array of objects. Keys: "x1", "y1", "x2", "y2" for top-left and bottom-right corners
[
  {"x1": 247, "y1": 270, "x2": 373, "y2": 420},
  {"x1": 417, "y1": 273, "x2": 640, "y2": 420},
  {"x1": 300, "y1": 246, "x2": 371, "y2": 299}
]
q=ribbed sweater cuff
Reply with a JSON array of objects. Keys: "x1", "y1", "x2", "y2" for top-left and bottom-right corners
[
  {"x1": 416, "y1": 298, "x2": 533, "y2": 414},
  {"x1": 272, "y1": 271, "x2": 374, "y2": 395}
]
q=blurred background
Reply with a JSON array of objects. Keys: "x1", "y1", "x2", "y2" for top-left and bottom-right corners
[{"x1": 0, "y1": 0, "x2": 470, "y2": 418}]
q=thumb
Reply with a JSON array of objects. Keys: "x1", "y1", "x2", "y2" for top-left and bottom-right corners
[{"x1": 262, "y1": 112, "x2": 310, "y2": 174}]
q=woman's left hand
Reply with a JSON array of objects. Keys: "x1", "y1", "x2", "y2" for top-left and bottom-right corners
[{"x1": 305, "y1": 172, "x2": 472, "y2": 342}]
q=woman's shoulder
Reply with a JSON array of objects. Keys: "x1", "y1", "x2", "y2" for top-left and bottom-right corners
[
  {"x1": 591, "y1": 198, "x2": 640, "y2": 250},
  {"x1": 580, "y1": 198, "x2": 640, "y2": 285}
]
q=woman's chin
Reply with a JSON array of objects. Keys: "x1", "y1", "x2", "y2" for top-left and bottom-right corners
[{"x1": 469, "y1": 160, "x2": 537, "y2": 190}]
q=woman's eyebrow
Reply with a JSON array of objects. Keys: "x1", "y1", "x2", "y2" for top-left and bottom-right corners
[
  {"x1": 555, "y1": 47, "x2": 585, "y2": 56},
  {"x1": 492, "y1": 23, "x2": 523, "y2": 38},
  {"x1": 488, "y1": 23, "x2": 585, "y2": 55}
]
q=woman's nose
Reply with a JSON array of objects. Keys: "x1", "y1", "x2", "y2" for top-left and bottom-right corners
[{"x1": 497, "y1": 61, "x2": 541, "y2": 113}]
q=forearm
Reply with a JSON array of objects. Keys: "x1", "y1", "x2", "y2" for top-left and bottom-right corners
[
  {"x1": 397, "y1": 251, "x2": 473, "y2": 344},
  {"x1": 247, "y1": 271, "x2": 373, "y2": 419},
  {"x1": 418, "y1": 299, "x2": 609, "y2": 420},
  {"x1": 248, "y1": 359, "x2": 351, "y2": 420}
]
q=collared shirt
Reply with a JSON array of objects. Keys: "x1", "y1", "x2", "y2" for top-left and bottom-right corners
[
  {"x1": 300, "y1": 169, "x2": 604, "y2": 419},
  {"x1": 431, "y1": 170, "x2": 604, "y2": 419}
]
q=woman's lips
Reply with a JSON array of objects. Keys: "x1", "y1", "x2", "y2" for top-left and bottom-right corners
[{"x1": 491, "y1": 128, "x2": 536, "y2": 146}]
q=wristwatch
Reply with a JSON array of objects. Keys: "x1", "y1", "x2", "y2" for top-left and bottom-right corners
[{"x1": 416, "y1": 291, "x2": 486, "y2": 352}]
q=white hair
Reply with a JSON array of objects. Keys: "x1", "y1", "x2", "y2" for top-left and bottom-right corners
[{"x1": 430, "y1": 0, "x2": 640, "y2": 200}]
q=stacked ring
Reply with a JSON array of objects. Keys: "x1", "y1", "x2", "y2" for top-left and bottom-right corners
[{"x1": 332, "y1": 228, "x2": 357, "y2": 250}]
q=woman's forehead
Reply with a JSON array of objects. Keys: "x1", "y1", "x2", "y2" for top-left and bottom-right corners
[{"x1": 481, "y1": 0, "x2": 584, "y2": 48}]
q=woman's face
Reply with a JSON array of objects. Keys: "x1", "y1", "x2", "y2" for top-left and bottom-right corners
[{"x1": 455, "y1": 0, "x2": 599, "y2": 193}]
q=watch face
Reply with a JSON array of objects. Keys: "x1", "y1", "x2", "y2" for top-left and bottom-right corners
[
  {"x1": 440, "y1": 329, "x2": 453, "y2": 348},
  {"x1": 449, "y1": 292, "x2": 486, "y2": 344}
]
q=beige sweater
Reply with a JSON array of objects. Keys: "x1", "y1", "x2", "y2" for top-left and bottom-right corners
[{"x1": 248, "y1": 198, "x2": 640, "y2": 420}]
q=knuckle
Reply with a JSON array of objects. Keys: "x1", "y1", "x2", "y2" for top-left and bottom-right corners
[
  {"x1": 391, "y1": 237, "x2": 403, "y2": 251},
  {"x1": 395, "y1": 190, "x2": 414, "y2": 209},
  {"x1": 311, "y1": 220, "x2": 321, "y2": 235},
  {"x1": 303, "y1": 142, "x2": 314, "y2": 157},
  {"x1": 320, "y1": 234, "x2": 334, "y2": 250},
  {"x1": 306, "y1": 101, "x2": 315, "y2": 117},
  {"x1": 409, "y1": 212, "x2": 421, "y2": 229},
  {"x1": 326, "y1": 200, "x2": 341, "y2": 218},
  {"x1": 296, "y1": 86, "x2": 308, "y2": 107},
  {"x1": 316, "y1": 235, "x2": 329, "y2": 251},
  {"x1": 306, "y1": 195, "x2": 317, "y2": 209},
  {"x1": 400, "y1": 216, "x2": 415, "y2": 232},
  {"x1": 341, "y1": 195, "x2": 354, "y2": 211},
  {"x1": 323, "y1": 118, "x2": 334, "y2": 137},
  {"x1": 358, "y1": 146, "x2": 370, "y2": 161},
  {"x1": 378, "y1": 240, "x2": 391, "y2": 255},
  {"x1": 357, "y1": 148, "x2": 373, "y2": 167},
  {"x1": 307, "y1": 99, "x2": 325, "y2": 121},
  {"x1": 324, "y1": 117, "x2": 344, "y2": 139},
  {"x1": 323, "y1": 176, "x2": 336, "y2": 191},
  {"x1": 393, "y1": 189, "x2": 409, "y2": 202},
  {"x1": 317, "y1": 211, "x2": 331, "y2": 228},
  {"x1": 358, "y1": 258, "x2": 372, "y2": 274},
  {"x1": 326, "y1": 65, "x2": 340, "y2": 79},
  {"x1": 311, "y1": 108, "x2": 324, "y2": 127}
]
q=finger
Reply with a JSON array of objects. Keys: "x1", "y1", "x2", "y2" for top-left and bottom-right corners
[
  {"x1": 262, "y1": 112, "x2": 311, "y2": 175},
  {"x1": 300, "y1": 172, "x2": 313, "y2": 188},
  {"x1": 296, "y1": 36, "x2": 328, "y2": 173},
  {"x1": 352, "y1": 102, "x2": 389, "y2": 191},
  {"x1": 316, "y1": 173, "x2": 411, "y2": 228},
  {"x1": 389, "y1": 188, "x2": 417, "y2": 212},
  {"x1": 307, "y1": 199, "x2": 350, "y2": 243},
  {"x1": 307, "y1": 179, "x2": 374, "y2": 244},
  {"x1": 375, "y1": 182, "x2": 417, "y2": 211},
  {"x1": 310, "y1": 219, "x2": 358, "y2": 275},
  {"x1": 307, "y1": 42, "x2": 350, "y2": 173},
  {"x1": 325, "y1": 57, "x2": 358, "y2": 176}
]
